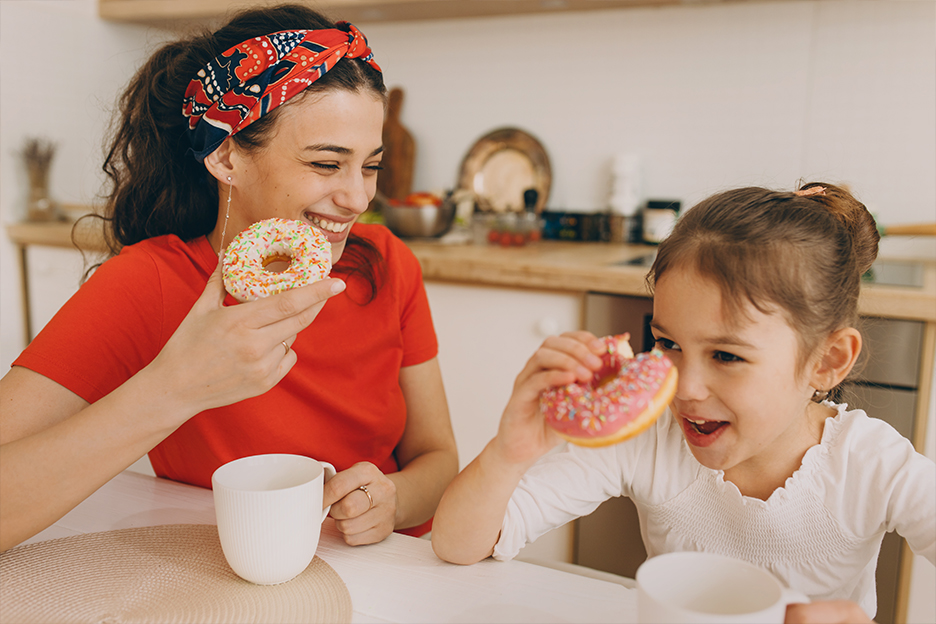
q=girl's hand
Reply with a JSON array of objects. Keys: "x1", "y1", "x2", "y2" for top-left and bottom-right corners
[
  {"x1": 146, "y1": 263, "x2": 346, "y2": 418},
  {"x1": 785, "y1": 600, "x2": 873, "y2": 624},
  {"x1": 492, "y1": 331, "x2": 606, "y2": 468},
  {"x1": 323, "y1": 462, "x2": 397, "y2": 545}
]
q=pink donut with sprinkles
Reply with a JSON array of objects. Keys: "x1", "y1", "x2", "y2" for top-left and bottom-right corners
[
  {"x1": 222, "y1": 218, "x2": 332, "y2": 302},
  {"x1": 540, "y1": 334, "x2": 678, "y2": 447}
]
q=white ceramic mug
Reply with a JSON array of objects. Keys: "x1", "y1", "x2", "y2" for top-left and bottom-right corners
[
  {"x1": 636, "y1": 552, "x2": 809, "y2": 624},
  {"x1": 211, "y1": 453, "x2": 336, "y2": 585}
]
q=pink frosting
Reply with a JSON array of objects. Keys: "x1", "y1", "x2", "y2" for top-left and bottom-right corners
[{"x1": 541, "y1": 335, "x2": 675, "y2": 439}]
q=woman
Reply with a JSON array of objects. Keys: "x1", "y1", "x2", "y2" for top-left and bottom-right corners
[{"x1": 0, "y1": 4, "x2": 458, "y2": 552}]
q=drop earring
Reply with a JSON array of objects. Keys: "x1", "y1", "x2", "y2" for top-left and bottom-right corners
[{"x1": 217, "y1": 176, "x2": 232, "y2": 260}]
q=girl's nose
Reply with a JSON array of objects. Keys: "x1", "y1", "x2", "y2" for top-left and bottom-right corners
[{"x1": 674, "y1": 360, "x2": 708, "y2": 403}]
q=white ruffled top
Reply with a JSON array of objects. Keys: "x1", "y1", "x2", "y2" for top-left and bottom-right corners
[{"x1": 494, "y1": 404, "x2": 936, "y2": 619}]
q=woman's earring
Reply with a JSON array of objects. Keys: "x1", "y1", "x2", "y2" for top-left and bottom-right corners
[
  {"x1": 217, "y1": 176, "x2": 232, "y2": 260},
  {"x1": 812, "y1": 388, "x2": 830, "y2": 403}
]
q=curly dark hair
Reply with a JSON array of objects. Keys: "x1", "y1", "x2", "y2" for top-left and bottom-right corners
[{"x1": 85, "y1": 3, "x2": 387, "y2": 300}]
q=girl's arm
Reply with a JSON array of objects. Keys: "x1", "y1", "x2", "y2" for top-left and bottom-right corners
[
  {"x1": 323, "y1": 357, "x2": 459, "y2": 545},
  {"x1": 431, "y1": 332, "x2": 606, "y2": 565},
  {"x1": 0, "y1": 269, "x2": 345, "y2": 552}
]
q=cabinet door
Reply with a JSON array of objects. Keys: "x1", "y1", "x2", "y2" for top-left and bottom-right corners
[
  {"x1": 425, "y1": 282, "x2": 582, "y2": 470},
  {"x1": 424, "y1": 282, "x2": 582, "y2": 564}
]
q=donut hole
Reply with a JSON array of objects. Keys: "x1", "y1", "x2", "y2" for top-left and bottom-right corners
[
  {"x1": 594, "y1": 369, "x2": 620, "y2": 389},
  {"x1": 262, "y1": 253, "x2": 292, "y2": 274}
]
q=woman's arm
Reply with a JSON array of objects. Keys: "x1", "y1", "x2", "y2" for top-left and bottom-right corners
[
  {"x1": 324, "y1": 356, "x2": 459, "y2": 545},
  {"x1": 0, "y1": 269, "x2": 346, "y2": 551},
  {"x1": 431, "y1": 332, "x2": 605, "y2": 565}
]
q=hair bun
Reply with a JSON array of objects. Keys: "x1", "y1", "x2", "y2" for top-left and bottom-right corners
[{"x1": 797, "y1": 182, "x2": 880, "y2": 276}]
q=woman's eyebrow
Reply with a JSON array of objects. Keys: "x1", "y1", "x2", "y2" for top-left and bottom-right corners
[{"x1": 302, "y1": 144, "x2": 384, "y2": 157}]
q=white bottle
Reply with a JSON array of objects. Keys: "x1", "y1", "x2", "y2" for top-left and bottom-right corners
[{"x1": 609, "y1": 153, "x2": 641, "y2": 217}]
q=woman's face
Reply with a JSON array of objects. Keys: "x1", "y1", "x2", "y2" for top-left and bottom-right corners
[
  {"x1": 222, "y1": 89, "x2": 385, "y2": 264},
  {"x1": 650, "y1": 266, "x2": 824, "y2": 490}
]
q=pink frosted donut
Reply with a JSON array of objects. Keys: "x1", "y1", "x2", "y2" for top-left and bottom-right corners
[
  {"x1": 540, "y1": 333, "x2": 678, "y2": 447},
  {"x1": 222, "y1": 218, "x2": 332, "y2": 302}
]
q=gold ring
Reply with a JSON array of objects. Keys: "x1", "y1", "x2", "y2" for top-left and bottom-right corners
[
  {"x1": 282, "y1": 341, "x2": 290, "y2": 356},
  {"x1": 358, "y1": 485, "x2": 374, "y2": 511}
]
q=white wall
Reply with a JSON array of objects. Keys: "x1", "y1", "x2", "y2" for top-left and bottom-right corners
[
  {"x1": 2, "y1": 0, "x2": 933, "y2": 366},
  {"x1": 0, "y1": 0, "x2": 172, "y2": 370}
]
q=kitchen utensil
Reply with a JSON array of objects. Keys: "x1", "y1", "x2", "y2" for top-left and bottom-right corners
[
  {"x1": 879, "y1": 223, "x2": 936, "y2": 236},
  {"x1": 457, "y1": 127, "x2": 551, "y2": 213},
  {"x1": 382, "y1": 196, "x2": 456, "y2": 238},
  {"x1": 377, "y1": 87, "x2": 414, "y2": 201}
]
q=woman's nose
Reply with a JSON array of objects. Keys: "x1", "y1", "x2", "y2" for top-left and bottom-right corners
[{"x1": 332, "y1": 172, "x2": 372, "y2": 215}]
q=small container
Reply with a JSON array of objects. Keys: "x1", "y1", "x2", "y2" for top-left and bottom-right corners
[{"x1": 642, "y1": 200, "x2": 680, "y2": 244}]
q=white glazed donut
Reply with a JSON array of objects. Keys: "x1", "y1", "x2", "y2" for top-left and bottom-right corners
[{"x1": 222, "y1": 218, "x2": 332, "y2": 302}]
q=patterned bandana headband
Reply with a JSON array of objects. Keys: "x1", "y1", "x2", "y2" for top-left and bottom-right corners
[{"x1": 182, "y1": 21, "x2": 381, "y2": 162}]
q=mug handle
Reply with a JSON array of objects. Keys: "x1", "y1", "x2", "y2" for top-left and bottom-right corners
[{"x1": 320, "y1": 461, "x2": 337, "y2": 523}]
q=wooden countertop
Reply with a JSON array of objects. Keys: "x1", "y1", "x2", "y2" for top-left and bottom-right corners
[
  {"x1": 7, "y1": 221, "x2": 936, "y2": 322},
  {"x1": 407, "y1": 239, "x2": 936, "y2": 323}
]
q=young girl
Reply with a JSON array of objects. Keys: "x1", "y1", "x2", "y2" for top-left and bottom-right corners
[
  {"x1": 1, "y1": 4, "x2": 457, "y2": 552},
  {"x1": 431, "y1": 183, "x2": 935, "y2": 623}
]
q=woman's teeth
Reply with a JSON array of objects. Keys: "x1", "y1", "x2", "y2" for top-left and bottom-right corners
[{"x1": 308, "y1": 215, "x2": 349, "y2": 233}]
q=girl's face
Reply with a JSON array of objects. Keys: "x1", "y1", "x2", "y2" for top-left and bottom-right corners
[
  {"x1": 222, "y1": 89, "x2": 385, "y2": 264},
  {"x1": 651, "y1": 266, "x2": 826, "y2": 492}
]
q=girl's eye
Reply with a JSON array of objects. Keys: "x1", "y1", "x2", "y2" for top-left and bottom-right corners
[
  {"x1": 364, "y1": 164, "x2": 384, "y2": 174},
  {"x1": 654, "y1": 337, "x2": 680, "y2": 352},
  {"x1": 714, "y1": 351, "x2": 743, "y2": 363}
]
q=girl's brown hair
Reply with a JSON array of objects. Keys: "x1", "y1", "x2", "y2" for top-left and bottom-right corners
[
  {"x1": 85, "y1": 3, "x2": 387, "y2": 300},
  {"x1": 647, "y1": 182, "x2": 879, "y2": 376}
]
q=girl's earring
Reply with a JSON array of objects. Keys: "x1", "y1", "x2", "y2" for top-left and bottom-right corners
[
  {"x1": 811, "y1": 388, "x2": 830, "y2": 403},
  {"x1": 217, "y1": 176, "x2": 233, "y2": 260}
]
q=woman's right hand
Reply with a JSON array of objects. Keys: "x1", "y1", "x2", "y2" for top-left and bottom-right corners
[
  {"x1": 145, "y1": 263, "x2": 346, "y2": 418},
  {"x1": 492, "y1": 331, "x2": 606, "y2": 468}
]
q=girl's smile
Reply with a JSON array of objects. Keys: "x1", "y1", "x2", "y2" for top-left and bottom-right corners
[{"x1": 651, "y1": 265, "x2": 829, "y2": 498}]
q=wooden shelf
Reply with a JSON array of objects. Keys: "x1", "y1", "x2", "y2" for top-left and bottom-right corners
[{"x1": 98, "y1": 0, "x2": 719, "y2": 25}]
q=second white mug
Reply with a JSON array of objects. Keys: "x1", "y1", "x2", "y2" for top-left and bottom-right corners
[
  {"x1": 212, "y1": 453, "x2": 336, "y2": 585},
  {"x1": 636, "y1": 551, "x2": 809, "y2": 624}
]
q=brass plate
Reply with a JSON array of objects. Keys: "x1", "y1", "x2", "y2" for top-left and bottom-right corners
[{"x1": 457, "y1": 127, "x2": 551, "y2": 213}]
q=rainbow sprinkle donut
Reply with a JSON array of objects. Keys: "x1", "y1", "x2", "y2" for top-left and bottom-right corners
[
  {"x1": 222, "y1": 218, "x2": 332, "y2": 302},
  {"x1": 540, "y1": 334, "x2": 678, "y2": 447}
]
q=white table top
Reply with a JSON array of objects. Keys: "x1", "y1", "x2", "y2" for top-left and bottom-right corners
[{"x1": 24, "y1": 471, "x2": 636, "y2": 623}]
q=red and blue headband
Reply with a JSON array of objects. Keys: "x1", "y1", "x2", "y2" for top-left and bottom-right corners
[{"x1": 182, "y1": 22, "x2": 381, "y2": 161}]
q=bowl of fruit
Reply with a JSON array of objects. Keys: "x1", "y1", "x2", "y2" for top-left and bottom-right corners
[{"x1": 381, "y1": 192, "x2": 456, "y2": 238}]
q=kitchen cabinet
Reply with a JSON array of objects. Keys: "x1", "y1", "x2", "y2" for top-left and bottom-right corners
[
  {"x1": 424, "y1": 280, "x2": 583, "y2": 563},
  {"x1": 97, "y1": 0, "x2": 712, "y2": 25}
]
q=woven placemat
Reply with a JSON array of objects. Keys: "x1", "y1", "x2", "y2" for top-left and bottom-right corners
[{"x1": 0, "y1": 524, "x2": 351, "y2": 624}]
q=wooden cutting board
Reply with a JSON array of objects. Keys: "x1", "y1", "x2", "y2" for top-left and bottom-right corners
[{"x1": 377, "y1": 87, "x2": 415, "y2": 201}]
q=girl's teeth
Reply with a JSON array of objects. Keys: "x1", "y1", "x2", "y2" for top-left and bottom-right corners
[{"x1": 309, "y1": 215, "x2": 349, "y2": 233}]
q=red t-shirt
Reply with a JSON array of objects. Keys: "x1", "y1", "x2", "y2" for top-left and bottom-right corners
[{"x1": 15, "y1": 223, "x2": 438, "y2": 533}]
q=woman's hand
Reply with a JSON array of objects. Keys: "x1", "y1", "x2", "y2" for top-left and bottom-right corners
[
  {"x1": 323, "y1": 462, "x2": 397, "y2": 545},
  {"x1": 145, "y1": 263, "x2": 346, "y2": 418},
  {"x1": 492, "y1": 331, "x2": 606, "y2": 468},
  {"x1": 785, "y1": 600, "x2": 873, "y2": 624}
]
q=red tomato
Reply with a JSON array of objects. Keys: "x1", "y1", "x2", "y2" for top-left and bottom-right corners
[
  {"x1": 487, "y1": 229, "x2": 500, "y2": 243},
  {"x1": 499, "y1": 232, "x2": 513, "y2": 247}
]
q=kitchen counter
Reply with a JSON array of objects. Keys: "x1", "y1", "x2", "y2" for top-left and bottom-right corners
[
  {"x1": 6, "y1": 221, "x2": 936, "y2": 322},
  {"x1": 406, "y1": 238, "x2": 936, "y2": 323}
]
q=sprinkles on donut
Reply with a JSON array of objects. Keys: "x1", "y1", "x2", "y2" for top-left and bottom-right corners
[
  {"x1": 540, "y1": 333, "x2": 678, "y2": 447},
  {"x1": 222, "y1": 218, "x2": 332, "y2": 302}
]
